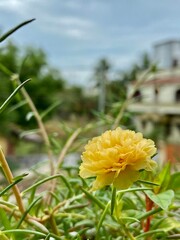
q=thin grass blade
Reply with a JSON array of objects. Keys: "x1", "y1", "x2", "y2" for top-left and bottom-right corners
[
  {"x1": 0, "y1": 19, "x2": 35, "y2": 43},
  {"x1": 0, "y1": 79, "x2": 31, "y2": 114},
  {"x1": 97, "y1": 202, "x2": 110, "y2": 236},
  {"x1": 0, "y1": 177, "x2": 25, "y2": 197},
  {"x1": 81, "y1": 188, "x2": 106, "y2": 210},
  {"x1": 16, "y1": 196, "x2": 42, "y2": 228},
  {"x1": 22, "y1": 174, "x2": 64, "y2": 195}
]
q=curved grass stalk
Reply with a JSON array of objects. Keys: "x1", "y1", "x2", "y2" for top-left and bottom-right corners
[
  {"x1": 81, "y1": 188, "x2": 106, "y2": 210},
  {"x1": 116, "y1": 187, "x2": 152, "y2": 194},
  {"x1": 0, "y1": 148, "x2": 25, "y2": 214},
  {"x1": 0, "y1": 19, "x2": 35, "y2": 43},
  {"x1": 47, "y1": 128, "x2": 82, "y2": 204},
  {"x1": 52, "y1": 193, "x2": 84, "y2": 215},
  {"x1": 16, "y1": 196, "x2": 42, "y2": 228},
  {"x1": 57, "y1": 127, "x2": 82, "y2": 169},
  {"x1": 2, "y1": 229, "x2": 46, "y2": 238},
  {"x1": 0, "y1": 79, "x2": 31, "y2": 114},
  {"x1": 138, "y1": 207, "x2": 162, "y2": 221},
  {"x1": 0, "y1": 178, "x2": 24, "y2": 197},
  {"x1": 120, "y1": 222, "x2": 136, "y2": 240},
  {"x1": 22, "y1": 174, "x2": 63, "y2": 195},
  {"x1": 136, "y1": 229, "x2": 166, "y2": 239},
  {"x1": 16, "y1": 77, "x2": 55, "y2": 175},
  {"x1": 49, "y1": 213, "x2": 60, "y2": 236},
  {"x1": 0, "y1": 204, "x2": 21, "y2": 218},
  {"x1": 96, "y1": 201, "x2": 110, "y2": 238}
]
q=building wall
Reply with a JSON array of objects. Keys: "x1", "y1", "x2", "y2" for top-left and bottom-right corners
[
  {"x1": 154, "y1": 40, "x2": 180, "y2": 69},
  {"x1": 158, "y1": 84, "x2": 180, "y2": 103},
  {"x1": 141, "y1": 85, "x2": 154, "y2": 103},
  {"x1": 129, "y1": 82, "x2": 180, "y2": 105},
  {"x1": 128, "y1": 40, "x2": 180, "y2": 163}
]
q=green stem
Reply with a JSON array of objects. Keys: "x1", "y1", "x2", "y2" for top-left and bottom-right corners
[
  {"x1": 121, "y1": 222, "x2": 136, "y2": 240},
  {"x1": 17, "y1": 78, "x2": 55, "y2": 175},
  {"x1": 49, "y1": 214, "x2": 59, "y2": 236},
  {"x1": 138, "y1": 207, "x2": 162, "y2": 221},
  {"x1": 47, "y1": 128, "x2": 81, "y2": 205},
  {"x1": 111, "y1": 186, "x2": 116, "y2": 215}
]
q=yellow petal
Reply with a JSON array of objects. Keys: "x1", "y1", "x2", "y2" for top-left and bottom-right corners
[
  {"x1": 79, "y1": 166, "x2": 95, "y2": 178},
  {"x1": 144, "y1": 159, "x2": 157, "y2": 171},
  {"x1": 91, "y1": 172, "x2": 116, "y2": 191},
  {"x1": 113, "y1": 168, "x2": 140, "y2": 189}
]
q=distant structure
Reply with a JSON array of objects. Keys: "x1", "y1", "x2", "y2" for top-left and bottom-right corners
[
  {"x1": 154, "y1": 40, "x2": 180, "y2": 68},
  {"x1": 128, "y1": 40, "x2": 180, "y2": 163}
]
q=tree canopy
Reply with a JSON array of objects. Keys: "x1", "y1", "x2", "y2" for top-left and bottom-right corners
[{"x1": 0, "y1": 41, "x2": 65, "y2": 133}]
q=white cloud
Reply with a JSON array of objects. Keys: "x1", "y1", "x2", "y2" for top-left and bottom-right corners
[
  {"x1": 0, "y1": 0, "x2": 33, "y2": 14},
  {"x1": 0, "y1": 0, "x2": 22, "y2": 9},
  {"x1": 39, "y1": 14, "x2": 95, "y2": 40},
  {"x1": 63, "y1": 1, "x2": 81, "y2": 10},
  {"x1": 58, "y1": 16, "x2": 92, "y2": 28},
  {"x1": 0, "y1": 1, "x2": 95, "y2": 40},
  {"x1": 65, "y1": 28, "x2": 84, "y2": 38},
  {"x1": 1, "y1": 0, "x2": 180, "y2": 86}
]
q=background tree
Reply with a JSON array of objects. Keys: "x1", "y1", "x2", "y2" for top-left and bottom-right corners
[{"x1": 0, "y1": 41, "x2": 65, "y2": 134}]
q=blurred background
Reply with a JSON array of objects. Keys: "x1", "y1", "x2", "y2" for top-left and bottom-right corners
[{"x1": 1, "y1": 0, "x2": 180, "y2": 170}]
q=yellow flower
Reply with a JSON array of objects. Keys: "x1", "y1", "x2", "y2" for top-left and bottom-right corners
[{"x1": 79, "y1": 127, "x2": 157, "y2": 190}]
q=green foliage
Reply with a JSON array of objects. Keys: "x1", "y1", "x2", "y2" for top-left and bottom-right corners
[
  {"x1": 145, "y1": 189, "x2": 174, "y2": 210},
  {"x1": 0, "y1": 42, "x2": 65, "y2": 136},
  {"x1": 0, "y1": 19, "x2": 179, "y2": 240}
]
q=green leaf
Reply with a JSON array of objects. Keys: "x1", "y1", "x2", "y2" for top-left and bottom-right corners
[
  {"x1": 22, "y1": 174, "x2": 65, "y2": 195},
  {"x1": 0, "y1": 200, "x2": 16, "y2": 208},
  {"x1": 75, "y1": 219, "x2": 95, "y2": 228},
  {"x1": 0, "y1": 208, "x2": 11, "y2": 230},
  {"x1": 119, "y1": 216, "x2": 139, "y2": 223},
  {"x1": 137, "y1": 179, "x2": 159, "y2": 186},
  {"x1": 81, "y1": 188, "x2": 106, "y2": 210},
  {"x1": 0, "y1": 232, "x2": 9, "y2": 240},
  {"x1": 27, "y1": 219, "x2": 49, "y2": 234},
  {"x1": 119, "y1": 210, "x2": 140, "y2": 224},
  {"x1": 122, "y1": 209, "x2": 143, "y2": 219},
  {"x1": 97, "y1": 202, "x2": 110, "y2": 235},
  {"x1": 155, "y1": 163, "x2": 171, "y2": 192},
  {"x1": 40, "y1": 100, "x2": 62, "y2": 119},
  {"x1": 145, "y1": 190, "x2": 174, "y2": 210},
  {"x1": 111, "y1": 186, "x2": 116, "y2": 215},
  {"x1": 152, "y1": 218, "x2": 180, "y2": 232},
  {"x1": 0, "y1": 19, "x2": 35, "y2": 43},
  {"x1": 2, "y1": 229, "x2": 46, "y2": 238},
  {"x1": 136, "y1": 229, "x2": 166, "y2": 239},
  {"x1": 138, "y1": 207, "x2": 162, "y2": 221},
  {"x1": 0, "y1": 63, "x2": 13, "y2": 76},
  {"x1": 0, "y1": 178, "x2": 25, "y2": 197},
  {"x1": 168, "y1": 172, "x2": 180, "y2": 191},
  {"x1": 13, "y1": 173, "x2": 29, "y2": 181},
  {"x1": 16, "y1": 197, "x2": 42, "y2": 228},
  {"x1": 8, "y1": 100, "x2": 27, "y2": 113},
  {"x1": 117, "y1": 187, "x2": 152, "y2": 195},
  {"x1": 0, "y1": 79, "x2": 31, "y2": 114}
]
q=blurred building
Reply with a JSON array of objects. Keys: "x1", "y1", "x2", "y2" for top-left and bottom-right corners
[{"x1": 128, "y1": 40, "x2": 180, "y2": 163}]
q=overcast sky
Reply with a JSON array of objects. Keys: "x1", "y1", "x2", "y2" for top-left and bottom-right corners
[{"x1": 1, "y1": 0, "x2": 180, "y2": 86}]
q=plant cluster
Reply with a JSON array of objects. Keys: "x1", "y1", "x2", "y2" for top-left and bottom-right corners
[{"x1": 0, "y1": 20, "x2": 179, "y2": 240}]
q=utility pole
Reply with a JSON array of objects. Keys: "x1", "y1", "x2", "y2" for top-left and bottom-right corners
[{"x1": 95, "y1": 58, "x2": 110, "y2": 113}]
